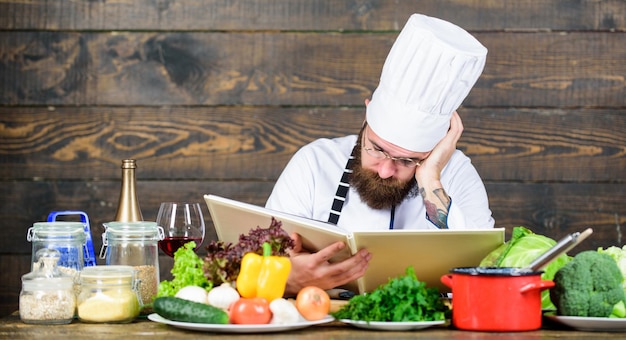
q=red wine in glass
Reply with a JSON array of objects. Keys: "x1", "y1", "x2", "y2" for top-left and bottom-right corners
[
  {"x1": 156, "y1": 202, "x2": 205, "y2": 257},
  {"x1": 159, "y1": 236, "x2": 202, "y2": 257}
]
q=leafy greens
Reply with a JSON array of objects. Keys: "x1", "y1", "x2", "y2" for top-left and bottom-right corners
[
  {"x1": 332, "y1": 267, "x2": 448, "y2": 322},
  {"x1": 479, "y1": 226, "x2": 571, "y2": 310},
  {"x1": 203, "y1": 217, "x2": 294, "y2": 285},
  {"x1": 156, "y1": 241, "x2": 211, "y2": 297}
]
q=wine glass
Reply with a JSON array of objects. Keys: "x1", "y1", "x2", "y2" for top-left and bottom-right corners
[{"x1": 156, "y1": 202, "x2": 206, "y2": 257}]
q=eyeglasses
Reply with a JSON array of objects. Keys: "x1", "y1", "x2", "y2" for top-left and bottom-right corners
[{"x1": 362, "y1": 146, "x2": 422, "y2": 168}]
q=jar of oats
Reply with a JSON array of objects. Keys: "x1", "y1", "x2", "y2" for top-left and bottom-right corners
[
  {"x1": 77, "y1": 265, "x2": 140, "y2": 323},
  {"x1": 100, "y1": 222, "x2": 163, "y2": 309},
  {"x1": 20, "y1": 248, "x2": 76, "y2": 324}
]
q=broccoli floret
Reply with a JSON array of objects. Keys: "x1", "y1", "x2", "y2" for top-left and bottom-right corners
[
  {"x1": 550, "y1": 251, "x2": 625, "y2": 317},
  {"x1": 612, "y1": 300, "x2": 626, "y2": 318}
]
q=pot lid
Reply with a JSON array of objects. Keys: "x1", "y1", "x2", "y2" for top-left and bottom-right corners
[{"x1": 450, "y1": 267, "x2": 542, "y2": 276}]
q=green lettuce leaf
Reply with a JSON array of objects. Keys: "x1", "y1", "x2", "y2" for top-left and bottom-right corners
[{"x1": 156, "y1": 241, "x2": 212, "y2": 298}]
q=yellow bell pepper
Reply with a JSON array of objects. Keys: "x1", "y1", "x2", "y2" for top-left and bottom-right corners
[{"x1": 236, "y1": 242, "x2": 291, "y2": 302}]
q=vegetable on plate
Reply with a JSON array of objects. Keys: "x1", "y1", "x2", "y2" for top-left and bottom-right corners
[
  {"x1": 203, "y1": 217, "x2": 294, "y2": 286},
  {"x1": 153, "y1": 296, "x2": 229, "y2": 324},
  {"x1": 295, "y1": 286, "x2": 330, "y2": 321},
  {"x1": 156, "y1": 241, "x2": 212, "y2": 298},
  {"x1": 207, "y1": 282, "x2": 240, "y2": 310},
  {"x1": 236, "y1": 242, "x2": 291, "y2": 302},
  {"x1": 174, "y1": 285, "x2": 208, "y2": 304},
  {"x1": 598, "y1": 245, "x2": 626, "y2": 292},
  {"x1": 229, "y1": 297, "x2": 272, "y2": 324},
  {"x1": 550, "y1": 250, "x2": 625, "y2": 317},
  {"x1": 598, "y1": 245, "x2": 626, "y2": 317},
  {"x1": 332, "y1": 266, "x2": 448, "y2": 322},
  {"x1": 269, "y1": 298, "x2": 302, "y2": 324}
]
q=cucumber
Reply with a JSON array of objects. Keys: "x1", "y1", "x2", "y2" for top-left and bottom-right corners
[{"x1": 153, "y1": 296, "x2": 229, "y2": 324}]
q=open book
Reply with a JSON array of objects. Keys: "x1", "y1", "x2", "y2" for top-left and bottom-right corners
[{"x1": 204, "y1": 194, "x2": 504, "y2": 294}]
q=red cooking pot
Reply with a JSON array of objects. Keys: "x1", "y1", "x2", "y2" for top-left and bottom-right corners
[{"x1": 441, "y1": 267, "x2": 554, "y2": 332}]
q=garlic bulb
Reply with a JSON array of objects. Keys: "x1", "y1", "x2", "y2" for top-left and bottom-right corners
[{"x1": 207, "y1": 282, "x2": 240, "y2": 310}]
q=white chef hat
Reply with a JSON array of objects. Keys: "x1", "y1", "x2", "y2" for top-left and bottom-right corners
[{"x1": 366, "y1": 14, "x2": 487, "y2": 152}]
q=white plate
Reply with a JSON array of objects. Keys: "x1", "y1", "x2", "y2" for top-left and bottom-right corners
[
  {"x1": 147, "y1": 313, "x2": 334, "y2": 333},
  {"x1": 544, "y1": 314, "x2": 626, "y2": 332},
  {"x1": 339, "y1": 319, "x2": 445, "y2": 331}
]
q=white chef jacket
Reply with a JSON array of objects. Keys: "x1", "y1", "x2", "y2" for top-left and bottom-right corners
[{"x1": 265, "y1": 135, "x2": 494, "y2": 231}]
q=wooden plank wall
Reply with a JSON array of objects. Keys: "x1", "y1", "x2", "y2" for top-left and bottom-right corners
[{"x1": 0, "y1": 0, "x2": 624, "y2": 316}]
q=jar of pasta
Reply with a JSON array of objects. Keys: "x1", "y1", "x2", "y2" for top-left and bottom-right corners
[
  {"x1": 76, "y1": 265, "x2": 140, "y2": 323},
  {"x1": 20, "y1": 248, "x2": 76, "y2": 324}
]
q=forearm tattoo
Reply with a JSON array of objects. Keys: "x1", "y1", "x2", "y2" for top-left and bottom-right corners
[{"x1": 420, "y1": 187, "x2": 451, "y2": 229}]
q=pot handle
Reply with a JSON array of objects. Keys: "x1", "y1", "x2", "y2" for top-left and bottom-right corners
[
  {"x1": 519, "y1": 280, "x2": 555, "y2": 294},
  {"x1": 440, "y1": 274, "x2": 453, "y2": 288}
]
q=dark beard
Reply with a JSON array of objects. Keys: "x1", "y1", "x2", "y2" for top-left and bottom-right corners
[{"x1": 349, "y1": 144, "x2": 418, "y2": 210}]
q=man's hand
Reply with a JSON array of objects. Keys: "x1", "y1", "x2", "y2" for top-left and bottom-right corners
[
  {"x1": 415, "y1": 111, "x2": 463, "y2": 181},
  {"x1": 414, "y1": 111, "x2": 463, "y2": 228},
  {"x1": 284, "y1": 232, "x2": 371, "y2": 296}
]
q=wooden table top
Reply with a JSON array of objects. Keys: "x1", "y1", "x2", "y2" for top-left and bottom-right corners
[{"x1": 0, "y1": 311, "x2": 621, "y2": 339}]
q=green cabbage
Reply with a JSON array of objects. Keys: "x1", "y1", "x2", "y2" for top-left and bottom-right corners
[{"x1": 480, "y1": 226, "x2": 571, "y2": 310}]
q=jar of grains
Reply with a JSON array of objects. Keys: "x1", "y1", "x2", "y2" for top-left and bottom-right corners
[
  {"x1": 20, "y1": 248, "x2": 76, "y2": 324},
  {"x1": 77, "y1": 265, "x2": 140, "y2": 323},
  {"x1": 100, "y1": 221, "x2": 163, "y2": 309}
]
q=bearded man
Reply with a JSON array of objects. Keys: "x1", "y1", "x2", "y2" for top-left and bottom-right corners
[{"x1": 265, "y1": 13, "x2": 495, "y2": 295}]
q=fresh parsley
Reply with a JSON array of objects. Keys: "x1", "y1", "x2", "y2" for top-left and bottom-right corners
[{"x1": 332, "y1": 267, "x2": 449, "y2": 322}]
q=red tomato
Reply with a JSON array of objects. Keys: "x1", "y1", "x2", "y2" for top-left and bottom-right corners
[
  {"x1": 295, "y1": 286, "x2": 331, "y2": 321},
  {"x1": 229, "y1": 297, "x2": 272, "y2": 324}
]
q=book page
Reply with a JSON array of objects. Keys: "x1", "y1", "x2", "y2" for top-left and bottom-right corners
[
  {"x1": 205, "y1": 194, "x2": 356, "y2": 263},
  {"x1": 351, "y1": 229, "x2": 505, "y2": 293}
]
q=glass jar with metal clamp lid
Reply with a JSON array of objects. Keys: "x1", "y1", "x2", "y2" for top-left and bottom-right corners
[
  {"x1": 27, "y1": 221, "x2": 86, "y2": 281},
  {"x1": 19, "y1": 248, "x2": 76, "y2": 324},
  {"x1": 100, "y1": 221, "x2": 163, "y2": 308},
  {"x1": 76, "y1": 265, "x2": 141, "y2": 323}
]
